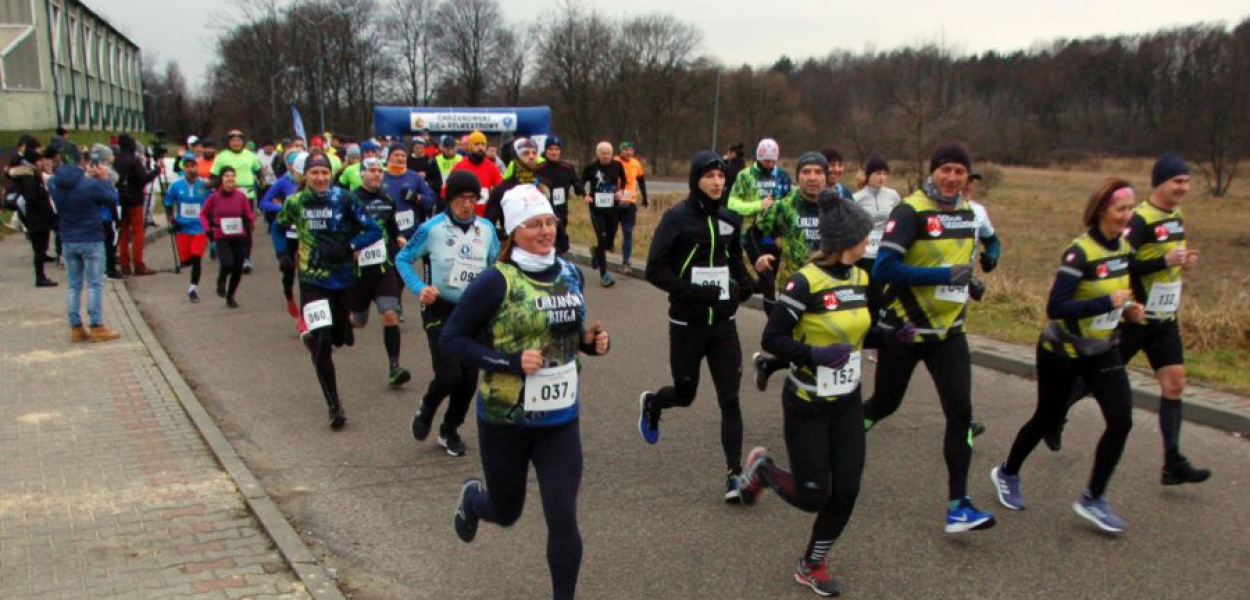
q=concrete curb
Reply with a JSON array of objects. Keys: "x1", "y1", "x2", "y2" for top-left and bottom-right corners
[
  {"x1": 563, "y1": 246, "x2": 1250, "y2": 435},
  {"x1": 117, "y1": 233, "x2": 347, "y2": 600}
]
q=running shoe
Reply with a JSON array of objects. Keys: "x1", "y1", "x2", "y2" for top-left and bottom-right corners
[
  {"x1": 216, "y1": 281, "x2": 226, "y2": 297},
  {"x1": 189, "y1": 289, "x2": 200, "y2": 304},
  {"x1": 388, "y1": 366, "x2": 412, "y2": 388},
  {"x1": 453, "y1": 478, "x2": 483, "y2": 543},
  {"x1": 793, "y1": 560, "x2": 841, "y2": 597},
  {"x1": 969, "y1": 418, "x2": 986, "y2": 438},
  {"x1": 242, "y1": 258, "x2": 253, "y2": 274},
  {"x1": 439, "y1": 433, "x2": 468, "y2": 457},
  {"x1": 226, "y1": 297, "x2": 239, "y2": 309},
  {"x1": 724, "y1": 471, "x2": 743, "y2": 503},
  {"x1": 620, "y1": 263, "x2": 632, "y2": 276},
  {"x1": 752, "y1": 352, "x2": 771, "y2": 392},
  {"x1": 1161, "y1": 458, "x2": 1211, "y2": 486},
  {"x1": 590, "y1": 249, "x2": 600, "y2": 270},
  {"x1": 638, "y1": 391, "x2": 659, "y2": 444},
  {"x1": 1073, "y1": 491, "x2": 1127, "y2": 533},
  {"x1": 945, "y1": 497, "x2": 996, "y2": 533},
  {"x1": 411, "y1": 408, "x2": 432, "y2": 442},
  {"x1": 991, "y1": 463, "x2": 1025, "y2": 511},
  {"x1": 738, "y1": 446, "x2": 770, "y2": 506},
  {"x1": 600, "y1": 272, "x2": 615, "y2": 288},
  {"x1": 286, "y1": 296, "x2": 299, "y2": 318},
  {"x1": 329, "y1": 406, "x2": 347, "y2": 430}
]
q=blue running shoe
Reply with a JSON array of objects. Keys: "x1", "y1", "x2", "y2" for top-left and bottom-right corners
[
  {"x1": 453, "y1": 478, "x2": 483, "y2": 542},
  {"x1": 945, "y1": 497, "x2": 996, "y2": 533},
  {"x1": 638, "y1": 391, "x2": 659, "y2": 444},
  {"x1": 1073, "y1": 491, "x2": 1127, "y2": 534},
  {"x1": 991, "y1": 464, "x2": 1025, "y2": 511}
]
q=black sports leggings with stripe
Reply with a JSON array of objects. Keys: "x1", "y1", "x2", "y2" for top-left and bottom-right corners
[{"x1": 863, "y1": 333, "x2": 973, "y2": 501}]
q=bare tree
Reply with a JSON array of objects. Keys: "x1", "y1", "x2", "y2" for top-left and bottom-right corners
[
  {"x1": 384, "y1": 0, "x2": 440, "y2": 106},
  {"x1": 433, "y1": 0, "x2": 508, "y2": 106},
  {"x1": 532, "y1": 0, "x2": 618, "y2": 158},
  {"x1": 881, "y1": 45, "x2": 964, "y2": 187}
]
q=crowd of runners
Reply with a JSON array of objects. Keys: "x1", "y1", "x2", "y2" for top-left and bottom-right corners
[{"x1": 2, "y1": 126, "x2": 1212, "y2": 598}]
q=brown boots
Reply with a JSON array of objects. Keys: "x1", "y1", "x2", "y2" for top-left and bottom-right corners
[{"x1": 72, "y1": 324, "x2": 121, "y2": 343}]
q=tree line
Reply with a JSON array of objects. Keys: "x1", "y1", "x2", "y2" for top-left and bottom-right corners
[{"x1": 140, "y1": 0, "x2": 1249, "y2": 195}]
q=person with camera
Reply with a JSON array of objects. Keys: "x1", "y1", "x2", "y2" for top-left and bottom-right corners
[
  {"x1": 49, "y1": 148, "x2": 121, "y2": 342},
  {"x1": 113, "y1": 134, "x2": 162, "y2": 276}
]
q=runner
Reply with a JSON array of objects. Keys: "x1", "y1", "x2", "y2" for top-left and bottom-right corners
[
  {"x1": 535, "y1": 136, "x2": 581, "y2": 256},
  {"x1": 751, "y1": 152, "x2": 835, "y2": 391},
  {"x1": 382, "y1": 144, "x2": 437, "y2": 237},
  {"x1": 348, "y1": 157, "x2": 411, "y2": 388},
  {"x1": 862, "y1": 141, "x2": 996, "y2": 533},
  {"x1": 443, "y1": 184, "x2": 610, "y2": 600},
  {"x1": 450, "y1": 131, "x2": 503, "y2": 217},
  {"x1": 991, "y1": 178, "x2": 1145, "y2": 534},
  {"x1": 337, "y1": 144, "x2": 364, "y2": 191},
  {"x1": 406, "y1": 137, "x2": 443, "y2": 206},
  {"x1": 819, "y1": 146, "x2": 855, "y2": 200},
  {"x1": 637, "y1": 151, "x2": 756, "y2": 501},
  {"x1": 395, "y1": 171, "x2": 500, "y2": 457},
  {"x1": 728, "y1": 138, "x2": 792, "y2": 314},
  {"x1": 580, "y1": 142, "x2": 626, "y2": 287},
  {"x1": 851, "y1": 152, "x2": 902, "y2": 319},
  {"x1": 738, "y1": 195, "x2": 893, "y2": 597},
  {"x1": 277, "y1": 152, "x2": 382, "y2": 430},
  {"x1": 615, "y1": 141, "x2": 649, "y2": 275},
  {"x1": 435, "y1": 135, "x2": 464, "y2": 183},
  {"x1": 260, "y1": 151, "x2": 309, "y2": 329},
  {"x1": 200, "y1": 167, "x2": 254, "y2": 309},
  {"x1": 211, "y1": 130, "x2": 263, "y2": 274},
  {"x1": 484, "y1": 137, "x2": 543, "y2": 239},
  {"x1": 163, "y1": 155, "x2": 211, "y2": 303},
  {"x1": 1047, "y1": 156, "x2": 1211, "y2": 485}
]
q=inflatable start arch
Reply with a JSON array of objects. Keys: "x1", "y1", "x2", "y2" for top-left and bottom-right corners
[{"x1": 373, "y1": 106, "x2": 552, "y2": 145}]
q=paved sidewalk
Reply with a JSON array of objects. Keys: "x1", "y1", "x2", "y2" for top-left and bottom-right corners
[{"x1": 0, "y1": 235, "x2": 321, "y2": 599}]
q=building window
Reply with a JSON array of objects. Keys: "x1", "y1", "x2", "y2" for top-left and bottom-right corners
[
  {"x1": 0, "y1": 0, "x2": 34, "y2": 25},
  {"x1": 0, "y1": 27, "x2": 42, "y2": 90}
]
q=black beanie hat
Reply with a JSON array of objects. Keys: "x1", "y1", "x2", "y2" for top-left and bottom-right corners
[
  {"x1": 688, "y1": 150, "x2": 727, "y2": 193},
  {"x1": 388, "y1": 144, "x2": 406, "y2": 159},
  {"x1": 864, "y1": 152, "x2": 889, "y2": 176},
  {"x1": 929, "y1": 141, "x2": 972, "y2": 173},
  {"x1": 1151, "y1": 153, "x2": 1190, "y2": 187},
  {"x1": 444, "y1": 170, "x2": 481, "y2": 201},
  {"x1": 305, "y1": 152, "x2": 333, "y2": 172},
  {"x1": 819, "y1": 192, "x2": 874, "y2": 255},
  {"x1": 796, "y1": 151, "x2": 830, "y2": 174}
]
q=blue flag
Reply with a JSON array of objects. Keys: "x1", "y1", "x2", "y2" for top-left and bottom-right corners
[{"x1": 292, "y1": 104, "x2": 306, "y2": 141}]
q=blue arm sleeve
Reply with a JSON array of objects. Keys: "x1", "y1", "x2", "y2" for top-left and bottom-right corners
[
  {"x1": 350, "y1": 204, "x2": 383, "y2": 250},
  {"x1": 1046, "y1": 272, "x2": 1115, "y2": 320},
  {"x1": 871, "y1": 248, "x2": 952, "y2": 286},
  {"x1": 395, "y1": 223, "x2": 431, "y2": 293},
  {"x1": 417, "y1": 177, "x2": 436, "y2": 216},
  {"x1": 440, "y1": 269, "x2": 525, "y2": 375},
  {"x1": 259, "y1": 179, "x2": 286, "y2": 214},
  {"x1": 982, "y1": 234, "x2": 1002, "y2": 260}
]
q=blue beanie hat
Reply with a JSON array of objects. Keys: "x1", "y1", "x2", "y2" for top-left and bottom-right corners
[{"x1": 1151, "y1": 153, "x2": 1190, "y2": 188}]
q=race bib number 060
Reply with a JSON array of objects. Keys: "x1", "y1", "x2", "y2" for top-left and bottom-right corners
[
  {"x1": 303, "y1": 299, "x2": 332, "y2": 330},
  {"x1": 524, "y1": 361, "x2": 578, "y2": 412}
]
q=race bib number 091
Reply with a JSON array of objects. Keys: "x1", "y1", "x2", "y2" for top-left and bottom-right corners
[
  {"x1": 523, "y1": 361, "x2": 578, "y2": 412},
  {"x1": 691, "y1": 266, "x2": 730, "y2": 300},
  {"x1": 303, "y1": 299, "x2": 332, "y2": 330},
  {"x1": 447, "y1": 256, "x2": 485, "y2": 289}
]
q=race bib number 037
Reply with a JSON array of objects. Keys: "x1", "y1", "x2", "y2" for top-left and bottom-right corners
[{"x1": 523, "y1": 361, "x2": 578, "y2": 412}]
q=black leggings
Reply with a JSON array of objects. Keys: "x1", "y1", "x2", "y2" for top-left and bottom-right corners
[
  {"x1": 102, "y1": 221, "x2": 118, "y2": 273},
  {"x1": 186, "y1": 256, "x2": 202, "y2": 286},
  {"x1": 216, "y1": 237, "x2": 248, "y2": 298},
  {"x1": 301, "y1": 285, "x2": 352, "y2": 411},
  {"x1": 759, "y1": 391, "x2": 865, "y2": 559},
  {"x1": 278, "y1": 243, "x2": 297, "y2": 300},
  {"x1": 471, "y1": 420, "x2": 582, "y2": 600},
  {"x1": 29, "y1": 229, "x2": 50, "y2": 282},
  {"x1": 1005, "y1": 346, "x2": 1132, "y2": 497},
  {"x1": 650, "y1": 320, "x2": 744, "y2": 471},
  {"x1": 589, "y1": 209, "x2": 617, "y2": 276},
  {"x1": 863, "y1": 333, "x2": 973, "y2": 500},
  {"x1": 421, "y1": 324, "x2": 477, "y2": 436}
]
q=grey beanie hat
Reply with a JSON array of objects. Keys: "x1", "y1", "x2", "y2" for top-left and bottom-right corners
[
  {"x1": 819, "y1": 191, "x2": 874, "y2": 255},
  {"x1": 796, "y1": 151, "x2": 830, "y2": 174}
]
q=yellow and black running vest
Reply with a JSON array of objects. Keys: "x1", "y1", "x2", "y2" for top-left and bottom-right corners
[
  {"x1": 1040, "y1": 234, "x2": 1132, "y2": 358},
  {"x1": 1127, "y1": 202, "x2": 1185, "y2": 323},
  {"x1": 884, "y1": 191, "x2": 977, "y2": 342},
  {"x1": 781, "y1": 263, "x2": 872, "y2": 402}
]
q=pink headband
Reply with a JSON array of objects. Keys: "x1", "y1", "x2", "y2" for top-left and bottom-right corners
[{"x1": 1111, "y1": 186, "x2": 1134, "y2": 200}]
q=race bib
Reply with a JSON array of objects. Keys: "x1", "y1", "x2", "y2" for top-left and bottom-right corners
[
  {"x1": 479, "y1": 187, "x2": 491, "y2": 205},
  {"x1": 447, "y1": 255, "x2": 486, "y2": 289},
  {"x1": 594, "y1": 192, "x2": 615, "y2": 208},
  {"x1": 935, "y1": 284, "x2": 968, "y2": 303},
  {"x1": 285, "y1": 227, "x2": 299, "y2": 240},
  {"x1": 718, "y1": 220, "x2": 735, "y2": 236},
  {"x1": 816, "y1": 352, "x2": 862, "y2": 397},
  {"x1": 1090, "y1": 307, "x2": 1124, "y2": 331},
  {"x1": 866, "y1": 231, "x2": 883, "y2": 255},
  {"x1": 178, "y1": 203, "x2": 201, "y2": 219},
  {"x1": 220, "y1": 217, "x2": 244, "y2": 236},
  {"x1": 691, "y1": 266, "x2": 730, "y2": 300},
  {"x1": 357, "y1": 239, "x2": 387, "y2": 267},
  {"x1": 551, "y1": 188, "x2": 566, "y2": 206},
  {"x1": 395, "y1": 210, "x2": 415, "y2": 231},
  {"x1": 523, "y1": 361, "x2": 578, "y2": 412},
  {"x1": 303, "y1": 299, "x2": 332, "y2": 330},
  {"x1": 1145, "y1": 281, "x2": 1182, "y2": 313}
]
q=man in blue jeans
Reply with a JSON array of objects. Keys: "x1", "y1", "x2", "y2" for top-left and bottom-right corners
[{"x1": 49, "y1": 150, "x2": 121, "y2": 342}]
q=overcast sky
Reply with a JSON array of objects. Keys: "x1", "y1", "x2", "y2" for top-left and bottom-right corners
[{"x1": 84, "y1": 0, "x2": 1248, "y2": 88}]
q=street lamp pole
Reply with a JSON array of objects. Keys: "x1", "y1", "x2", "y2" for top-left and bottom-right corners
[{"x1": 270, "y1": 67, "x2": 297, "y2": 139}]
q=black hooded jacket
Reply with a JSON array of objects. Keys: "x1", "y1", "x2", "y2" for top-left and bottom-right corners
[
  {"x1": 113, "y1": 134, "x2": 160, "y2": 209},
  {"x1": 645, "y1": 151, "x2": 754, "y2": 326}
]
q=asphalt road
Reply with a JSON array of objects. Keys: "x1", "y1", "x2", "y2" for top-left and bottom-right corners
[{"x1": 127, "y1": 231, "x2": 1249, "y2": 600}]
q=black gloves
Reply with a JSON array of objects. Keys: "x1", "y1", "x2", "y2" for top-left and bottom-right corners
[
  {"x1": 969, "y1": 276, "x2": 986, "y2": 302},
  {"x1": 980, "y1": 253, "x2": 998, "y2": 273},
  {"x1": 684, "y1": 283, "x2": 723, "y2": 304},
  {"x1": 950, "y1": 264, "x2": 974, "y2": 286},
  {"x1": 168, "y1": 220, "x2": 180, "y2": 234},
  {"x1": 810, "y1": 343, "x2": 855, "y2": 370},
  {"x1": 735, "y1": 279, "x2": 755, "y2": 303}
]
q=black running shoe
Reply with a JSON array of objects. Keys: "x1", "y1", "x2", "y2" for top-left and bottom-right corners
[
  {"x1": 411, "y1": 408, "x2": 432, "y2": 442},
  {"x1": 439, "y1": 433, "x2": 468, "y2": 457},
  {"x1": 1162, "y1": 458, "x2": 1211, "y2": 485},
  {"x1": 969, "y1": 418, "x2": 987, "y2": 438},
  {"x1": 329, "y1": 406, "x2": 347, "y2": 430},
  {"x1": 388, "y1": 366, "x2": 411, "y2": 387},
  {"x1": 454, "y1": 478, "x2": 483, "y2": 542},
  {"x1": 752, "y1": 352, "x2": 770, "y2": 392}
]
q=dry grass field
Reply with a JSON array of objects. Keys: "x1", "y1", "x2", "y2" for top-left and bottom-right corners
[{"x1": 566, "y1": 159, "x2": 1250, "y2": 395}]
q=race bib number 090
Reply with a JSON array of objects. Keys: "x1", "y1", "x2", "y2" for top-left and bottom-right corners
[
  {"x1": 357, "y1": 240, "x2": 387, "y2": 267},
  {"x1": 303, "y1": 299, "x2": 332, "y2": 330},
  {"x1": 816, "y1": 352, "x2": 862, "y2": 397},
  {"x1": 523, "y1": 361, "x2": 578, "y2": 412}
]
